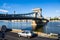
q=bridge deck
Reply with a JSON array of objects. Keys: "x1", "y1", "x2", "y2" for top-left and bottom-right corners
[{"x1": 0, "y1": 14, "x2": 47, "y2": 20}]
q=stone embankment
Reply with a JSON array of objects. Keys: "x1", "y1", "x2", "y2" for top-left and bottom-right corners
[
  {"x1": 34, "y1": 32, "x2": 58, "y2": 39},
  {"x1": 11, "y1": 29, "x2": 58, "y2": 39}
]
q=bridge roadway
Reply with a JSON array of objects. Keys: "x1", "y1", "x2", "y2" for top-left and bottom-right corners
[{"x1": 0, "y1": 14, "x2": 46, "y2": 20}]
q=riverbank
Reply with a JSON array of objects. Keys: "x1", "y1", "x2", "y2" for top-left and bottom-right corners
[
  {"x1": 34, "y1": 31, "x2": 58, "y2": 39},
  {"x1": 10, "y1": 29, "x2": 58, "y2": 39},
  {"x1": 49, "y1": 20, "x2": 60, "y2": 22},
  {"x1": 0, "y1": 31, "x2": 57, "y2": 40}
]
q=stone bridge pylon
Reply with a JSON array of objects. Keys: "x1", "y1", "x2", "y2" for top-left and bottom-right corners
[{"x1": 32, "y1": 8, "x2": 42, "y2": 18}]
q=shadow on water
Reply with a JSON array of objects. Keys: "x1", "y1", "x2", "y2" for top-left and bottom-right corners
[{"x1": 21, "y1": 27, "x2": 32, "y2": 31}]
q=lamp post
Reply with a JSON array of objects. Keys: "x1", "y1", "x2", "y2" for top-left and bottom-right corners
[{"x1": 14, "y1": 11, "x2": 16, "y2": 29}]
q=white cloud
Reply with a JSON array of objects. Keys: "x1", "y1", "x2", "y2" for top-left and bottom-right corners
[{"x1": 0, "y1": 9, "x2": 8, "y2": 12}]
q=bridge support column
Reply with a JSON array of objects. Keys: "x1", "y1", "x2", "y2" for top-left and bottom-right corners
[
  {"x1": 32, "y1": 8, "x2": 42, "y2": 18},
  {"x1": 31, "y1": 20, "x2": 37, "y2": 30}
]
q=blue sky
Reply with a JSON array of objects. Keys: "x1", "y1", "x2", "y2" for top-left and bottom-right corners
[{"x1": 0, "y1": 0, "x2": 60, "y2": 17}]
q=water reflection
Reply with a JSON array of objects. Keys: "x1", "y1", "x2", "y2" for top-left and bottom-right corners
[{"x1": 0, "y1": 20, "x2": 32, "y2": 31}]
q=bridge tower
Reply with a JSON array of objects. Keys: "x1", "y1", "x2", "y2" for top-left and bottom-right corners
[{"x1": 32, "y1": 8, "x2": 42, "y2": 18}]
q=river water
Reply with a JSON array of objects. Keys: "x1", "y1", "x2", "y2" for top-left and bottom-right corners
[
  {"x1": 44, "y1": 21, "x2": 60, "y2": 34},
  {"x1": 0, "y1": 20, "x2": 60, "y2": 34},
  {"x1": 0, "y1": 20, "x2": 32, "y2": 30}
]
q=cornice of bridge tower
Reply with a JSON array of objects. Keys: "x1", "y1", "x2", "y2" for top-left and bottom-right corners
[{"x1": 32, "y1": 8, "x2": 42, "y2": 18}]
